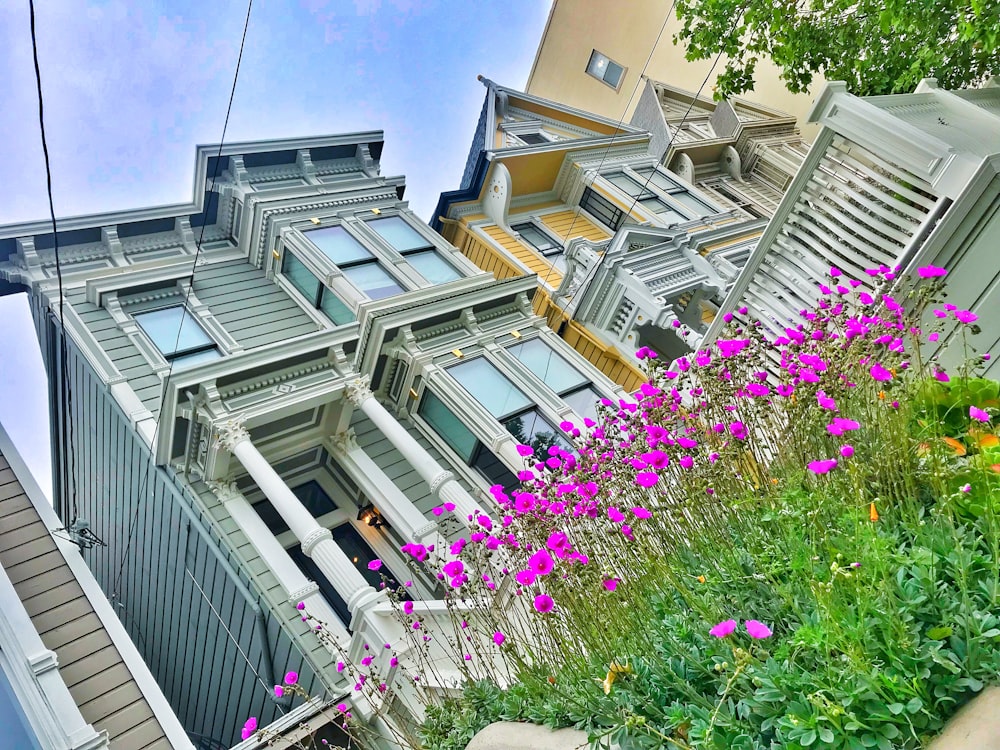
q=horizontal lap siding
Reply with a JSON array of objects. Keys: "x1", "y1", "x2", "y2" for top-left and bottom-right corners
[
  {"x1": 0, "y1": 447, "x2": 171, "y2": 748},
  {"x1": 57, "y1": 342, "x2": 328, "y2": 747},
  {"x1": 192, "y1": 260, "x2": 319, "y2": 350},
  {"x1": 447, "y1": 225, "x2": 524, "y2": 280},
  {"x1": 482, "y1": 225, "x2": 563, "y2": 285},
  {"x1": 540, "y1": 210, "x2": 610, "y2": 243}
]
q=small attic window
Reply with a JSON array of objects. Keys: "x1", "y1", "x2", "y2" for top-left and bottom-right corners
[{"x1": 586, "y1": 50, "x2": 625, "y2": 90}]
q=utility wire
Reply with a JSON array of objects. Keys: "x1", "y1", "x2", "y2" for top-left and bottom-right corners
[
  {"x1": 111, "y1": 0, "x2": 253, "y2": 601},
  {"x1": 28, "y1": 0, "x2": 79, "y2": 523}
]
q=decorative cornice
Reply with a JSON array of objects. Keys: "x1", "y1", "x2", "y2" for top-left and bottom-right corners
[
  {"x1": 287, "y1": 582, "x2": 320, "y2": 604},
  {"x1": 205, "y1": 479, "x2": 243, "y2": 504},
  {"x1": 215, "y1": 417, "x2": 250, "y2": 452},
  {"x1": 328, "y1": 430, "x2": 359, "y2": 454},
  {"x1": 345, "y1": 377, "x2": 373, "y2": 406}
]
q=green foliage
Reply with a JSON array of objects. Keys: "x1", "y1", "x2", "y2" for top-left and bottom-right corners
[{"x1": 672, "y1": 0, "x2": 1000, "y2": 98}]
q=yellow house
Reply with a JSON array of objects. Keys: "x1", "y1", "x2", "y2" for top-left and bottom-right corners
[
  {"x1": 432, "y1": 78, "x2": 767, "y2": 391},
  {"x1": 524, "y1": 0, "x2": 822, "y2": 138}
]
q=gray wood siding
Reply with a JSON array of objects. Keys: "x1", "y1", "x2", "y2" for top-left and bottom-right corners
[
  {"x1": 191, "y1": 260, "x2": 320, "y2": 349},
  {"x1": 57, "y1": 340, "x2": 335, "y2": 747},
  {"x1": 0, "y1": 453, "x2": 172, "y2": 750}
]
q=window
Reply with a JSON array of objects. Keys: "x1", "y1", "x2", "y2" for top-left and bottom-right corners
[
  {"x1": 368, "y1": 216, "x2": 460, "y2": 285},
  {"x1": 508, "y1": 339, "x2": 601, "y2": 422},
  {"x1": 449, "y1": 357, "x2": 571, "y2": 456},
  {"x1": 517, "y1": 132, "x2": 549, "y2": 145},
  {"x1": 580, "y1": 186, "x2": 625, "y2": 231},
  {"x1": 134, "y1": 306, "x2": 221, "y2": 367},
  {"x1": 586, "y1": 49, "x2": 625, "y2": 89},
  {"x1": 513, "y1": 222, "x2": 566, "y2": 271},
  {"x1": 606, "y1": 172, "x2": 688, "y2": 224},
  {"x1": 305, "y1": 225, "x2": 404, "y2": 299},
  {"x1": 281, "y1": 251, "x2": 355, "y2": 325},
  {"x1": 418, "y1": 390, "x2": 519, "y2": 491},
  {"x1": 633, "y1": 167, "x2": 718, "y2": 216}
]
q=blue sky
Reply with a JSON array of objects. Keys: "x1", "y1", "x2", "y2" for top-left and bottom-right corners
[{"x1": 0, "y1": 0, "x2": 551, "y2": 498}]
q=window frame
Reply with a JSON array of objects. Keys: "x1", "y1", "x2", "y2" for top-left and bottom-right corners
[
  {"x1": 133, "y1": 304, "x2": 222, "y2": 367},
  {"x1": 580, "y1": 186, "x2": 626, "y2": 231},
  {"x1": 279, "y1": 248, "x2": 356, "y2": 326},
  {"x1": 365, "y1": 215, "x2": 462, "y2": 285},
  {"x1": 512, "y1": 220, "x2": 566, "y2": 271},
  {"x1": 504, "y1": 337, "x2": 602, "y2": 423},
  {"x1": 585, "y1": 49, "x2": 626, "y2": 90}
]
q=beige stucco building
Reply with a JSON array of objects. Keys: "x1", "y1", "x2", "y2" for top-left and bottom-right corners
[{"x1": 525, "y1": 0, "x2": 823, "y2": 138}]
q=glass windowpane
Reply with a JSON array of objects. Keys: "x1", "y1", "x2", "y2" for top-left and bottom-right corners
[
  {"x1": 514, "y1": 223, "x2": 558, "y2": 252},
  {"x1": 562, "y1": 385, "x2": 602, "y2": 423},
  {"x1": 586, "y1": 50, "x2": 609, "y2": 77},
  {"x1": 604, "y1": 60, "x2": 624, "y2": 86},
  {"x1": 343, "y1": 263, "x2": 404, "y2": 299},
  {"x1": 368, "y1": 216, "x2": 431, "y2": 253},
  {"x1": 508, "y1": 339, "x2": 588, "y2": 393},
  {"x1": 171, "y1": 349, "x2": 221, "y2": 368},
  {"x1": 671, "y1": 191, "x2": 717, "y2": 216},
  {"x1": 518, "y1": 132, "x2": 548, "y2": 145},
  {"x1": 450, "y1": 358, "x2": 532, "y2": 418},
  {"x1": 418, "y1": 390, "x2": 478, "y2": 461},
  {"x1": 306, "y1": 225, "x2": 372, "y2": 265},
  {"x1": 135, "y1": 306, "x2": 214, "y2": 357},
  {"x1": 634, "y1": 167, "x2": 677, "y2": 193},
  {"x1": 503, "y1": 409, "x2": 570, "y2": 455},
  {"x1": 282, "y1": 251, "x2": 322, "y2": 305},
  {"x1": 0, "y1": 665, "x2": 43, "y2": 750},
  {"x1": 407, "y1": 250, "x2": 460, "y2": 284},
  {"x1": 608, "y1": 173, "x2": 642, "y2": 197},
  {"x1": 320, "y1": 288, "x2": 356, "y2": 325}
]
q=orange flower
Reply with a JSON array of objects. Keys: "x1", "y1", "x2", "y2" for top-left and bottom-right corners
[
  {"x1": 697, "y1": 575, "x2": 707, "y2": 584},
  {"x1": 869, "y1": 502, "x2": 879, "y2": 522},
  {"x1": 942, "y1": 437, "x2": 967, "y2": 456},
  {"x1": 976, "y1": 434, "x2": 999, "y2": 449},
  {"x1": 878, "y1": 391, "x2": 886, "y2": 400},
  {"x1": 991, "y1": 464, "x2": 1000, "y2": 474}
]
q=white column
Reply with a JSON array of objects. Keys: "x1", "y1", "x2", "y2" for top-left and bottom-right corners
[
  {"x1": 345, "y1": 379, "x2": 484, "y2": 523},
  {"x1": 216, "y1": 419, "x2": 381, "y2": 617},
  {"x1": 327, "y1": 431, "x2": 442, "y2": 546},
  {"x1": 206, "y1": 480, "x2": 349, "y2": 645}
]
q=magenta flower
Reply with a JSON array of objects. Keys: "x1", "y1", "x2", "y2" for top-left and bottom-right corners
[
  {"x1": 635, "y1": 471, "x2": 659, "y2": 488},
  {"x1": 336, "y1": 661, "x2": 345, "y2": 672},
  {"x1": 869, "y1": 363, "x2": 892, "y2": 382},
  {"x1": 934, "y1": 369, "x2": 951, "y2": 383},
  {"x1": 442, "y1": 560, "x2": 464, "y2": 578},
  {"x1": 493, "y1": 631, "x2": 505, "y2": 646},
  {"x1": 603, "y1": 578, "x2": 619, "y2": 592},
  {"x1": 918, "y1": 265, "x2": 948, "y2": 278},
  {"x1": 632, "y1": 506, "x2": 652, "y2": 519},
  {"x1": 970, "y1": 406, "x2": 990, "y2": 423},
  {"x1": 368, "y1": 559, "x2": 382, "y2": 571},
  {"x1": 534, "y1": 594, "x2": 555, "y2": 613},
  {"x1": 528, "y1": 549, "x2": 555, "y2": 576},
  {"x1": 840, "y1": 444, "x2": 855, "y2": 458},
  {"x1": 274, "y1": 685, "x2": 284, "y2": 698},
  {"x1": 816, "y1": 391, "x2": 837, "y2": 410},
  {"x1": 745, "y1": 620, "x2": 773, "y2": 639},
  {"x1": 403, "y1": 600, "x2": 414, "y2": 615},
  {"x1": 241, "y1": 717, "x2": 258, "y2": 740},
  {"x1": 961, "y1": 483, "x2": 972, "y2": 493},
  {"x1": 808, "y1": 458, "x2": 838, "y2": 474},
  {"x1": 928, "y1": 332, "x2": 940, "y2": 342},
  {"x1": 284, "y1": 671, "x2": 298, "y2": 685},
  {"x1": 515, "y1": 569, "x2": 536, "y2": 586},
  {"x1": 709, "y1": 619, "x2": 737, "y2": 638},
  {"x1": 827, "y1": 417, "x2": 860, "y2": 436},
  {"x1": 608, "y1": 507, "x2": 625, "y2": 523},
  {"x1": 296, "y1": 602, "x2": 305, "y2": 611}
]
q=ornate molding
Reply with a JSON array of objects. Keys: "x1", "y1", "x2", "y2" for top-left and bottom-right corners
[
  {"x1": 428, "y1": 470, "x2": 455, "y2": 498},
  {"x1": 301, "y1": 527, "x2": 334, "y2": 556},
  {"x1": 215, "y1": 416, "x2": 250, "y2": 452},
  {"x1": 345, "y1": 376, "x2": 373, "y2": 406},
  {"x1": 329, "y1": 430, "x2": 358, "y2": 454},
  {"x1": 205, "y1": 479, "x2": 243, "y2": 504},
  {"x1": 287, "y1": 582, "x2": 320, "y2": 604}
]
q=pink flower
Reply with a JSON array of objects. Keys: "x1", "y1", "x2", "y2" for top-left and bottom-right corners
[
  {"x1": 493, "y1": 631, "x2": 505, "y2": 645},
  {"x1": 745, "y1": 620, "x2": 773, "y2": 639},
  {"x1": 608, "y1": 507, "x2": 625, "y2": 523},
  {"x1": 816, "y1": 391, "x2": 837, "y2": 410},
  {"x1": 928, "y1": 332, "x2": 940, "y2": 342},
  {"x1": 603, "y1": 578, "x2": 619, "y2": 591},
  {"x1": 955, "y1": 310, "x2": 978, "y2": 324},
  {"x1": 970, "y1": 406, "x2": 990, "y2": 423},
  {"x1": 632, "y1": 506, "x2": 652, "y2": 519},
  {"x1": 808, "y1": 458, "x2": 838, "y2": 474},
  {"x1": 442, "y1": 560, "x2": 464, "y2": 578},
  {"x1": 336, "y1": 661, "x2": 345, "y2": 672},
  {"x1": 515, "y1": 569, "x2": 536, "y2": 586},
  {"x1": 709, "y1": 619, "x2": 737, "y2": 638},
  {"x1": 403, "y1": 601, "x2": 414, "y2": 615},
  {"x1": 869, "y1": 363, "x2": 892, "y2": 382},
  {"x1": 528, "y1": 549, "x2": 555, "y2": 576},
  {"x1": 274, "y1": 685, "x2": 285, "y2": 698},
  {"x1": 840, "y1": 444, "x2": 855, "y2": 458},
  {"x1": 827, "y1": 417, "x2": 860, "y2": 436},
  {"x1": 534, "y1": 594, "x2": 555, "y2": 613},
  {"x1": 935, "y1": 369, "x2": 951, "y2": 383},
  {"x1": 284, "y1": 671, "x2": 299, "y2": 685},
  {"x1": 635, "y1": 471, "x2": 659, "y2": 488},
  {"x1": 918, "y1": 265, "x2": 948, "y2": 278},
  {"x1": 241, "y1": 717, "x2": 258, "y2": 740},
  {"x1": 368, "y1": 559, "x2": 382, "y2": 571},
  {"x1": 296, "y1": 602, "x2": 306, "y2": 611},
  {"x1": 961, "y1": 483, "x2": 972, "y2": 493}
]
